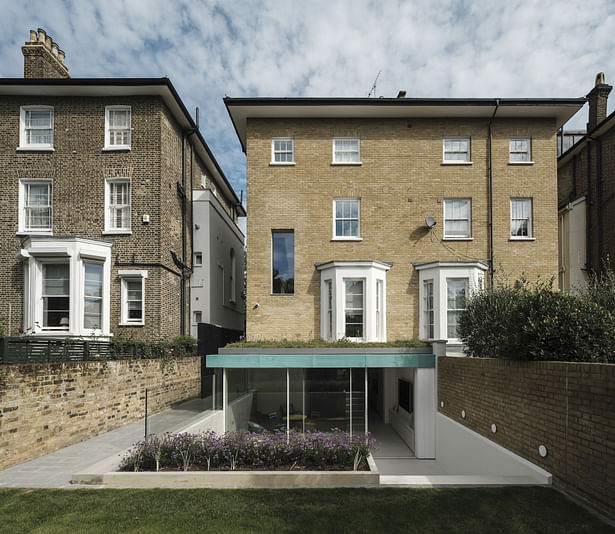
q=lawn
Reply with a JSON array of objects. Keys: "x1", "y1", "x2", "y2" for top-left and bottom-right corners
[{"x1": 0, "y1": 487, "x2": 612, "y2": 534}]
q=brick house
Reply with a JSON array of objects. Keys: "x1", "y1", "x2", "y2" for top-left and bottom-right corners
[
  {"x1": 0, "y1": 29, "x2": 245, "y2": 342},
  {"x1": 225, "y1": 94, "x2": 583, "y2": 343},
  {"x1": 558, "y1": 73, "x2": 615, "y2": 290}
]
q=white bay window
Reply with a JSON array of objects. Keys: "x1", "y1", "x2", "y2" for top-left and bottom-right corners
[
  {"x1": 317, "y1": 260, "x2": 390, "y2": 342},
  {"x1": 20, "y1": 237, "x2": 112, "y2": 337},
  {"x1": 415, "y1": 261, "x2": 487, "y2": 342}
]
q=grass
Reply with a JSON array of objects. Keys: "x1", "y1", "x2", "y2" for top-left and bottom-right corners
[
  {"x1": 0, "y1": 487, "x2": 612, "y2": 534},
  {"x1": 225, "y1": 338, "x2": 429, "y2": 348}
]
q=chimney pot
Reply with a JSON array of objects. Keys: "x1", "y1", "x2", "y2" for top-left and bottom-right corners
[
  {"x1": 45, "y1": 35, "x2": 52, "y2": 50},
  {"x1": 29, "y1": 30, "x2": 37, "y2": 42},
  {"x1": 596, "y1": 72, "x2": 606, "y2": 86},
  {"x1": 37, "y1": 28, "x2": 46, "y2": 44},
  {"x1": 58, "y1": 49, "x2": 65, "y2": 65},
  {"x1": 51, "y1": 43, "x2": 59, "y2": 57}
]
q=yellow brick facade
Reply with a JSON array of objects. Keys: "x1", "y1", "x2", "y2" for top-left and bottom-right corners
[{"x1": 245, "y1": 117, "x2": 559, "y2": 341}]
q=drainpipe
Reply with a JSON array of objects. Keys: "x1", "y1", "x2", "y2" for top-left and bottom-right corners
[
  {"x1": 487, "y1": 100, "x2": 500, "y2": 284},
  {"x1": 587, "y1": 140, "x2": 593, "y2": 272},
  {"x1": 189, "y1": 142, "x2": 194, "y2": 337},
  {"x1": 597, "y1": 138, "x2": 603, "y2": 270}
]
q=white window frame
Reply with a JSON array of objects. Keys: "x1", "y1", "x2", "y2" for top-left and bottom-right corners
[
  {"x1": 19, "y1": 106, "x2": 54, "y2": 151},
  {"x1": 332, "y1": 137, "x2": 361, "y2": 165},
  {"x1": 443, "y1": 198, "x2": 472, "y2": 239},
  {"x1": 442, "y1": 136, "x2": 471, "y2": 164},
  {"x1": 104, "y1": 178, "x2": 131, "y2": 234},
  {"x1": 21, "y1": 237, "x2": 112, "y2": 337},
  {"x1": 104, "y1": 105, "x2": 131, "y2": 150},
  {"x1": 446, "y1": 278, "x2": 468, "y2": 340},
  {"x1": 119, "y1": 270, "x2": 147, "y2": 326},
  {"x1": 332, "y1": 198, "x2": 362, "y2": 240},
  {"x1": 194, "y1": 252, "x2": 203, "y2": 267},
  {"x1": 317, "y1": 260, "x2": 390, "y2": 342},
  {"x1": 510, "y1": 198, "x2": 534, "y2": 239},
  {"x1": 423, "y1": 279, "x2": 434, "y2": 339},
  {"x1": 83, "y1": 261, "x2": 104, "y2": 332},
  {"x1": 18, "y1": 179, "x2": 53, "y2": 235},
  {"x1": 416, "y1": 261, "x2": 487, "y2": 343},
  {"x1": 271, "y1": 137, "x2": 295, "y2": 165},
  {"x1": 344, "y1": 278, "x2": 365, "y2": 341},
  {"x1": 41, "y1": 261, "x2": 71, "y2": 331},
  {"x1": 509, "y1": 137, "x2": 533, "y2": 164}
]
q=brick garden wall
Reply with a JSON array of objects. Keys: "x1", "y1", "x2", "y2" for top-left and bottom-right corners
[
  {"x1": 438, "y1": 357, "x2": 615, "y2": 518},
  {"x1": 0, "y1": 356, "x2": 200, "y2": 470}
]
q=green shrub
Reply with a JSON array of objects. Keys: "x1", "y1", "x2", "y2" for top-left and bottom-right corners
[{"x1": 459, "y1": 279, "x2": 615, "y2": 362}]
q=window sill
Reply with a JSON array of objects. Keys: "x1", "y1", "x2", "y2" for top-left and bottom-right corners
[
  {"x1": 270, "y1": 293, "x2": 295, "y2": 296},
  {"x1": 508, "y1": 161, "x2": 534, "y2": 165},
  {"x1": 510, "y1": 237, "x2": 536, "y2": 241},
  {"x1": 443, "y1": 237, "x2": 473, "y2": 241},
  {"x1": 119, "y1": 322, "x2": 144, "y2": 327},
  {"x1": 331, "y1": 237, "x2": 363, "y2": 241},
  {"x1": 441, "y1": 161, "x2": 472, "y2": 165},
  {"x1": 103, "y1": 146, "x2": 131, "y2": 152},
  {"x1": 269, "y1": 162, "x2": 295, "y2": 166},
  {"x1": 16, "y1": 146, "x2": 54, "y2": 152},
  {"x1": 331, "y1": 162, "x2": 362, "y2": 166},
  {"x1": 102, "y1": 230, "x2": 132, "y2": 235},
  {"x1": 16, "y1": 231, "x2": 53, "y2": 236}
]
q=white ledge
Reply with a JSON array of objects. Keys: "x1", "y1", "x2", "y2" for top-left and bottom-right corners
[
  {"x1": 269, "y1": 162, "x2": 296, "y2": 166},
  {"x1": 509, "y1": 237, "x2": 536, "y2": 241},
  {"x1": 331, "y1": 237, "x2": 363, "y2": 242},
  {"x1": 331, "y1": 162, "x2": 362, "y2": 166},
  {"x1": 102, "y1": 146, "x2": 131, "y2": 152},
  {"x1": 443, "y1": 237, "x2": 473, "y2": 241},
  {"x1": 508, "y1": 161, "x2": 534, "y2": 165},
  {"x1": 441, "y1": 161, "x2": 473, "y2": 165},
  {"x1": 102, "y1": 230, "x2": 132, "y2": 235}
]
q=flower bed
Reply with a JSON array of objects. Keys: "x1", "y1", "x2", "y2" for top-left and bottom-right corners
[{"x1": 119, "y1": 430, "x2": 375, "y2": 472}]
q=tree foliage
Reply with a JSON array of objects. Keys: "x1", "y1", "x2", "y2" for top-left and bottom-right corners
[{"x1": 458, "y1": 278, "x2": 615, "y2": 362}]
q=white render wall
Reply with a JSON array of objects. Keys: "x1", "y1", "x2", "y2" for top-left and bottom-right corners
[{"x1": 191, "y1": 189, "x2": 245, "y2": 336}]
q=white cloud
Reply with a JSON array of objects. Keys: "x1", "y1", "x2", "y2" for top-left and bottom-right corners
[{"x1": 2, "y1": 0, "x2": 615, "y2": 195}]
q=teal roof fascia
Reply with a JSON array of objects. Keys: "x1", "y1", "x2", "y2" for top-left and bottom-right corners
[{"x1": 206, "y1": 352, "x2": 435, "y2": 369}]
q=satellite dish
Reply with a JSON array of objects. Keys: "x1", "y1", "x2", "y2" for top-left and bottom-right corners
[{"x1": 425, "y1": 216, "x2": 437, "y2": 229}]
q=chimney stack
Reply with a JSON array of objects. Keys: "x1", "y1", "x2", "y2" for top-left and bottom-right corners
[
  {"x1": 586, "y1": 72, "x2": 611, "y2": 132},
  {"x1": 22, "y1": 28, "x2": 70, "y2": 79}
]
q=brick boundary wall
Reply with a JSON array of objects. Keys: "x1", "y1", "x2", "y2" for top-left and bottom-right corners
[
  {"x1": 438, "y1": 357, "x2": 615, "y2": 519},
  {"x1": 0, "y1": 357, "x2": 201, "y2": 471}
]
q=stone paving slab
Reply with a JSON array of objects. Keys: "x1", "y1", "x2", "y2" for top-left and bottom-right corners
[{"x1": 0, "y1": 397, "x2": 213, "y2": 488}]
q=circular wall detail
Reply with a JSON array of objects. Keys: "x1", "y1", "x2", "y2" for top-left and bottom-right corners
[
  {"x1": 461, "y1": 410, "x2": 466, "y2": 419},
  {"x1": 491, "y1": 424, "x2": 497, "y2": 433},
  {"x1": 539, "y1": 445, "x2": 548, "y2": 457}
]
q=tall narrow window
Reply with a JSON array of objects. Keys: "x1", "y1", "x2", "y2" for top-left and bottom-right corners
[
  {"x1": 20, "y1": 180, "x2": 52, "y2": 233},
  {"x1": 20, "y1": 106, "x2": 54, "y2": 149},
  {"x1": 218, "y1": 264, "x2": 225, "y2": 305},
  {"x1": 333, "y1": 138, "x2": 360, "y2": 163},
  {"x1": 325, "y1": 279, "x2": 333, "y2": 340},
  {"x1": 334, "y1": 199, "x2": 360, "y2": 239},
  {"x1": 447, "y1": 278, "x2": 468, "y2": 338},
  {"x1": 511, "y1": 198, "x2": 533, "y2": 238},
  {"x1": 105, "y1": 106, "x2": 131, "y2": 149},
  {"x1": 119, "y1": 270, "x2": 147, "y2": 326},
  {"x1": 194, "y1": 252, "x2": 203, "y2": 267},
  {"x1": 105, "y1": 179, "x2": 131, "y2": 233},
  {"x1": 83, "y1": 263, "x2": 103, "y2": 330},
  {"x1": 424, "y1": 280, "x2": 434, "y2": 339},
  {"x1": 444, "y1": 198, "x2": 471, "y2": 238},
  {"x1": 443, "y1": 137, "x2": 471, "y2": 162},
  {"x1": 42, "y1": 263, "x2": 69, "y2": 329},
  {"x1": 272, "y1": 138, "x2": 294, "y2": 163},
  {"x1": 272, "y1": 231, "x2": 294, "y2": 294},
  {"x1": 344, "y1": 279, "x2": 364, "y2": 339},
  {"x1": 230, "y1": 249, "x2": 237, "y2": 303},
  {"x1": 376, "y1": 279, "x2": 384, "y2": 341},
  {"x1": 509, "y1": 137, "x2": 531, "y2": 162}
]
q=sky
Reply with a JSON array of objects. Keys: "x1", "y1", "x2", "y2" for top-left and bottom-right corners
[{"x1": 2, "y1": 0, "x2": 615, "y2": 205}]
